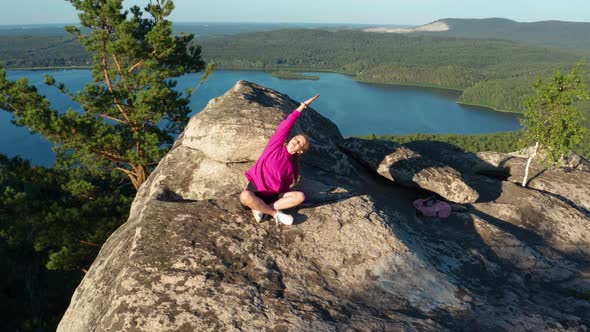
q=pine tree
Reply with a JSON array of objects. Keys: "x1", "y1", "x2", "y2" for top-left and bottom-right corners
[
  {"x1": 0, "y1": 153, "x2": 134, "y2": 330},
  {"x1": 521, "y1": 63, "x2": 588, "y2": 187},
  {"x1": 0, "y1": 0, "x2": 213, "y2": 189}
]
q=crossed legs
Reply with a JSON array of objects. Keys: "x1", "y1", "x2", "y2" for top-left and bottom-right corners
[{"x1": 239, "y1": 190, "x2": 305, "y2": 216}]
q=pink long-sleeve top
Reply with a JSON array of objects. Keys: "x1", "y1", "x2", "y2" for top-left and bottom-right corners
[{"x1": 245, "y1": 110, "x2": 301, "y2": 196}]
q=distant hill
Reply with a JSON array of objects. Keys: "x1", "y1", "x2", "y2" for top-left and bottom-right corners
[{"x1": 364, "y1": 18, "x2": 590, "y2": 50}]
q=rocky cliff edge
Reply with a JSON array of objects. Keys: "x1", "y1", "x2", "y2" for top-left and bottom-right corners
[{"x1": 58, "y1": 81, "x2": 590, "y2": 331}]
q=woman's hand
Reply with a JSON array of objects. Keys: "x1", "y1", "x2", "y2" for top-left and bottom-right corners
[{"x1": 296, "y1": 94, "x2": 320, "y2": 112}]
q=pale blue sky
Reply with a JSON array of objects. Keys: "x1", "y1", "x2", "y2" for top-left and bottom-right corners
[{"x1": 2, "y1": 0, "x2": 589, "y2": 25}]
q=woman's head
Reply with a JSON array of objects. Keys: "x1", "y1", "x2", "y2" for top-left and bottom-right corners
[{"x1": 286, "y1": 134, "x2": 311, "y2": 155}]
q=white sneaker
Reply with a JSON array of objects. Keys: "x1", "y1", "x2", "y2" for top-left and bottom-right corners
[
  {"x1": 274, "y1": 210, "x2": 293, "y2": 225},
  {"x1": 252, "y1": 210, "x2": 265, "y2": 223}
]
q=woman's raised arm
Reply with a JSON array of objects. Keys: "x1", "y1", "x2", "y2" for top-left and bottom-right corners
[{"x1": 295, "y1": 94, "x2": 320, "y2": 113}]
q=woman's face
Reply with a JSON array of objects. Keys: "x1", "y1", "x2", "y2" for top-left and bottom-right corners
[{"x1": 286, "y1": 135, "x2": 308, "y2": 155}]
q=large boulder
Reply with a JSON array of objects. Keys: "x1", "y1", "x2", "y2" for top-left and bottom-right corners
[
  {"x1": 402, "y1": 140, "x2": 590, "y2": 213},
  {"x1": 58, "y1": 81, "x2": 590, "y2": 331},
  {"x1": 475, "y1": 151, "x2": 590, "y2": 213},
  {"x1": 342, "y1": 138, "x2": 479, "y2": 203}
]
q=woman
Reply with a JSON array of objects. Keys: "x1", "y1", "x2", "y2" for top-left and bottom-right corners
[{"x1": 239, "y1": 94, "x2": 320, "y2": 225}]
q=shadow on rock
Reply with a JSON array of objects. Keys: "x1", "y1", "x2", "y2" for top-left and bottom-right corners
[
  {"x1": 335, "y1": 138, "x2": 590, "y2": 329},
  {"x1": 341, "y1": 138, "x2": 508, "y2": 204}
]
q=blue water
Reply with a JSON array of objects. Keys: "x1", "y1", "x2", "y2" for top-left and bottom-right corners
[{"x1": 1, "y1": 70, "x2": 521, "y2": 166}]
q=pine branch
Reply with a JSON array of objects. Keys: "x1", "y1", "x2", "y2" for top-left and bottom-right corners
[
  {"x1": 80, "y1": 240, "x2": 102, "y2": 248},
  {"x1": 99, "y1": 113, "x2": 127, "y2": 125},
  {"x1": 101, "y1": 50, "x2": 132, "y2": 126},
  {"x1": 128, "y1": 60, "x2": 144, "y2": 73}
]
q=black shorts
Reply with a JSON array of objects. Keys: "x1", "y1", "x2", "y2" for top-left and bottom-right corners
[{"x1": 243, "y1": 182, "x2": 280, "y2": 208}]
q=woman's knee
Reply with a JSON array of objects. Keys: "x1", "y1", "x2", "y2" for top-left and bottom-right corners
[
  {"x1": 294, "y1": 191, "x2": 305, "y2": 203},
  {"x1": 239, "y1": 190, "x2": 254, "y2": 204}
]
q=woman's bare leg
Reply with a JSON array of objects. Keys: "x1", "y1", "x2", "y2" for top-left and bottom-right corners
[
  {"x1": 272, "y1": 191, "x2": 305, "y2": 210},
  {"x1": 239, "y1": 190, "x2": 276, "y2": 215}
]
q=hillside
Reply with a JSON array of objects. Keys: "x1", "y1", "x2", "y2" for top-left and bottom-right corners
[
  {"x1": 0, "y1": 35, "x2": 88, "y2": 68},
  {"x1": 200, "y1": 29, "x2": 587, "y2": 82},
  {"x1": 365, "y1": 18, "x2": 590, "y2": 50}
]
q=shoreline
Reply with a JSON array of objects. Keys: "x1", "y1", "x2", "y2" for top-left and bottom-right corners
[
  {"x1": 6, "y1": 65, "x2": 524, "y2": 116},
  {"x1": 271, "y1": 71, "x2": 320, "y2": 80},
  {"x1": 456, "y1": 101, "x2": 524, "y2": 115},
  {"x1": 355, "y1": 78, "x2": 464, "y2": 93}
]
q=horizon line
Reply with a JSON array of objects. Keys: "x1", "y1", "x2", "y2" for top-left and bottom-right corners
[{"x1": 1, "y1": 17, "x2": 589, "y2": 27}]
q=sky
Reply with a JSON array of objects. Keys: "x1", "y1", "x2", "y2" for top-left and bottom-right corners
[{"x1": 2, "y1": 0, "x2": 590, "y2": 25}]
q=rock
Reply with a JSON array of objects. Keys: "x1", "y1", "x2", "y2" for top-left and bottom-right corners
[
  {"x1": 59, "y1": 81, "x2": 590, "y2": 331},
  {"x1": 342, "y1": 138, "x2": 479, "y2": 203},
  {"x1": 402, "y1": 141, "x2": 590, "y2": 213},
  {"x1": 475, "y1": 151, "x2": 590, "y2": 213},
  {"x1": 562, "y1": 151, "x2": 590, "y2": 172}
]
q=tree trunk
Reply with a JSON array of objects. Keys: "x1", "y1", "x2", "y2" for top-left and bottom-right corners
[
  {"x1": 135, "y1": 165, "x2": 147, "y2": 190},
  {"x1": 522, "y1": 141, "x2": 539, "y2": 187}
]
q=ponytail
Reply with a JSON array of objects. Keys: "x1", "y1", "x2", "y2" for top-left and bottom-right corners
[
  {"x1": 293, "y1": 154, "x2": 302, "y2": 185},
  {"x1": 292, "y1": 134, "x2": 311, "y2": 185}
]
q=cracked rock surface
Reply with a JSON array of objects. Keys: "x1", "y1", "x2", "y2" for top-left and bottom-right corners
[{"x1": 59, "y1": 81, "x2": 590, "y2": 331}]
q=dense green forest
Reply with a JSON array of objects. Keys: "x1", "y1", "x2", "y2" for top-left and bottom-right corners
[
  {"x1": 0, "y1": 155, "x2": 133, "y2": 330},
  {"x1": 0, "y1": 35, "x2": 89, "y2": 68},
  {"x1": 200, "y1": 29, "x2": 587, "y2": 74},
  {"x1": 360, "y1": 131, "x2": 522, "y2": 153},
  {"x1": 271, "y1": 71, "x2": 320, "y2": 80},
  {"x1": 361, "y1": 131, "x2": 589, "y2": 158}
]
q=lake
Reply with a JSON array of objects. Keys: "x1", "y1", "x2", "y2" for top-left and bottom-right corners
[{"x1": 1, "y1": 70, "x2": 521, "y2": 166}]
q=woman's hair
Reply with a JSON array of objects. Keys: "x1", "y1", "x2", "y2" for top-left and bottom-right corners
[{"x1": 292, "y1": 134, "x2": 311, "y2": 185}]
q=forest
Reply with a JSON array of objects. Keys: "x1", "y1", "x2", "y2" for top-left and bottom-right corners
[
  {"x1": 2, "y1": 26, "x2": 590, "y2": 116},
  {"x1": 360, "y1": 131, "x2": 523, "y2": 153}
]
